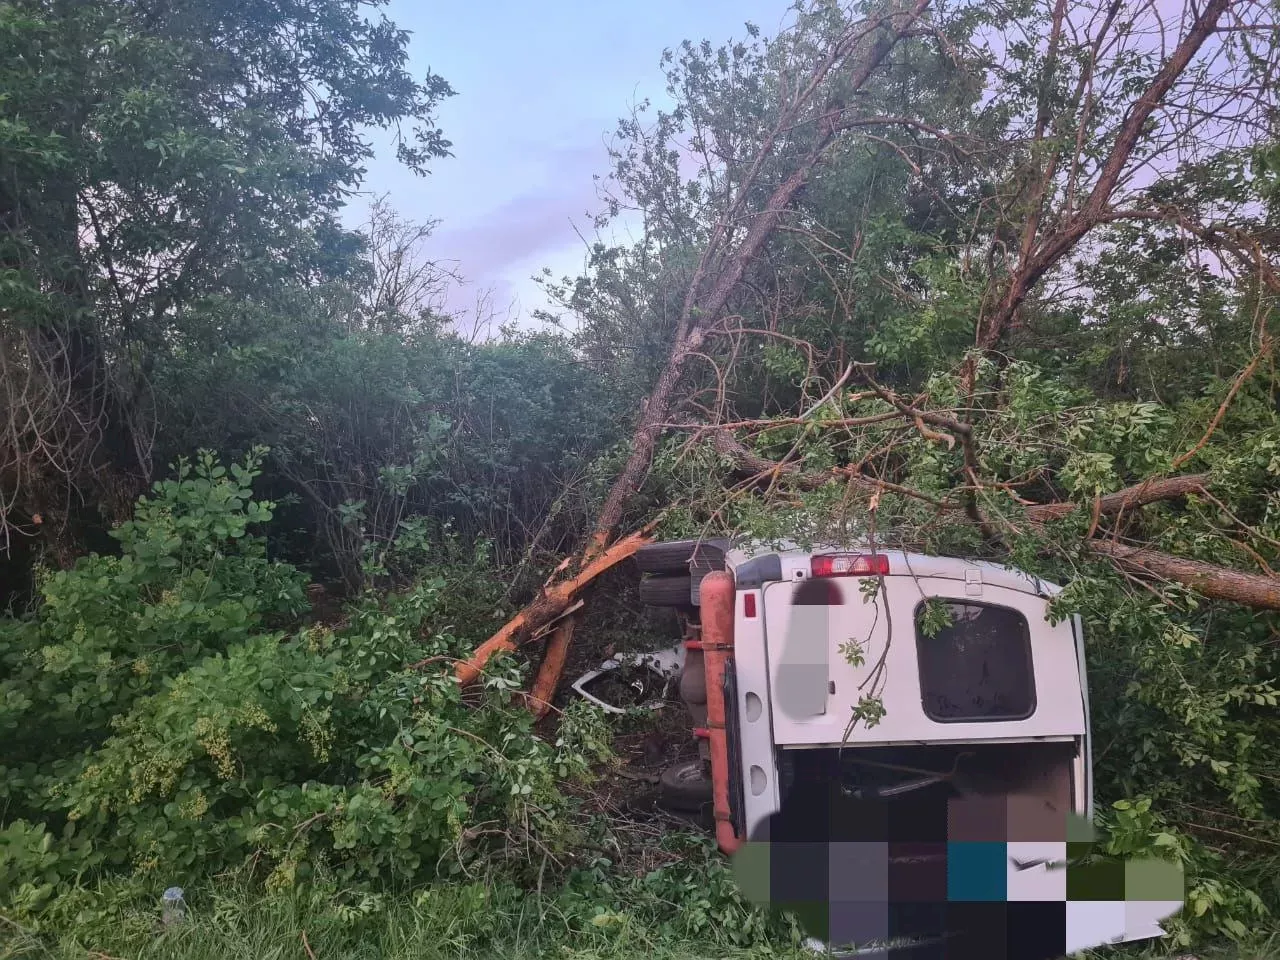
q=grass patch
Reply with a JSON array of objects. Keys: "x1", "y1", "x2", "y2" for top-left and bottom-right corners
[
  {"x1": 6, "y1": 882, "x2": 1277, "y2": 960},
  {"x1": 0, "y1": 845, "x2": 802, "y2": 960},
  {"x1": 0, "y1": 883, "x2": 800, "y2": 960}
]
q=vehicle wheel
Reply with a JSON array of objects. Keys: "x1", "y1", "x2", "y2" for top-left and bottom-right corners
[
  {"x1": 658, "y1": 759, "x2": 714, "y2": 812},
  {"x1": 635, "y1": 540, "x2": 726, "y2": 575},
  {"x1": 638, "y1": 575, "x2": 693, "y2": 608}
]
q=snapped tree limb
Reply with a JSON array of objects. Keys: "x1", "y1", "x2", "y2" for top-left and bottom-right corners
[
  {"x1": 1089, "y1": 541, "x2": 1280, "y2": 612},
  {"x1": 453, "y1": 529, "x2": 651, "y2": 686},
  {"x1": 508, "y1": 1, "x2": 936, "y2": 704},
  {"x1": 1023, "y1": 474, "x2": 1211, "y2": 522},
  {"x1": 585, "y1": 0, "x2": 934, "y2": 552},
  {"x1": 709, "y1": 425, "x2": 1210, "y2": 521},
  {"x1": 708, "y1": 425, "x2": 1280, "y2": 609}
]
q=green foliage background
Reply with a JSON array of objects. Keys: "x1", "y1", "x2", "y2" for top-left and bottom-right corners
[{"x1": 2, "y1": 0, "x2": 1279, "y2": 955}]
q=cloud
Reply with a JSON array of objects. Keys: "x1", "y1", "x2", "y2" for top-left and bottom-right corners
[{"x1": 426, "y1": 138, "x2": 609, "y2": 316}]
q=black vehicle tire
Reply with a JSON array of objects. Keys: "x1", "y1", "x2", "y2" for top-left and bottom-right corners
[
  {"x1": 634, "y1": 540, "x2": 727, "y2": 575},
  {"x1": 634, "y1": 540, "x2": 698, "y2": 575},
  {"x1": 638, "y1": 575, "x2": 693, "y2": 609},
  {"x1": 658, "y1": 759, "x2": 714, "y2": 812}
]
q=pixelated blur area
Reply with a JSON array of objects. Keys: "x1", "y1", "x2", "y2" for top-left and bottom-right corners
[
  {"x1": 732, "y1": 780, "x2": 1185, "y2": 959},
  {"x1": 722, "y1": 560, "x2": 1184, "y2": 957},
  {"x1": 774, "y1": 578, "x2": 841, "y2": 720}
]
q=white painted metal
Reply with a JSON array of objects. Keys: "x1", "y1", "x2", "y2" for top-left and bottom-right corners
[
  {"x1": 720, "y1": 545, "x2": 1173, "y2": 947},
  {"x1": 569, "y1": 644, "x2": 685, "y2": 715},
  {"x1": 762, "y1": 575, "x2": 1085, "y2": 746},
  {"x1": 726, "y1": 546, "x2": 1092, "y2": 841},
  {"x1": 724, "y1": 544, "x2": 1058, "y2": 597},
  {"x1": 1006, "y1": 841, "x2": 1068, "y2": 902},
  {"x1": 731, "y1": 589, "x2": 781, "y2": 838},
  {"x1": 1072, "y1": 613, "x2": 1095, "y2": 821}
]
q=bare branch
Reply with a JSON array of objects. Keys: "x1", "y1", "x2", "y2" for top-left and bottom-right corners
[{"x1": 1090, "y1": 540, "x2": 1280, "y2": 611}]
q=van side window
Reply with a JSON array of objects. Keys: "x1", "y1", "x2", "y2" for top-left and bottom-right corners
[{"x1": 915, "y1": 600, "x2": 1036, "y2": 722}]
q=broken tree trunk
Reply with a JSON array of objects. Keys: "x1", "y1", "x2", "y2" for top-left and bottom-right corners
[
  {"x1": 711, "y1": 425, "x2": 1210, "y2": 521},
  {"x1": 453, "y1": 529, "x2": 651, "y2": 685},
  {"x1": 1089, "y1": 541, "x2": 1280, "y2": 611},
  {"x1": 452, "y1": 0, "x2": 936, "y2": 706},
  {"x1": 708, "y1": 426, "x2": 1280, "y2": 611},
  {"x1": 1023, "y1": 474, "x2": 1211, "y2": 521},
  {"x1": 579, "y1": 0, "x2": 933, "y2": 553},
  {"x1": 528, "y1": 618, "x2": 575, "y2": 718}
]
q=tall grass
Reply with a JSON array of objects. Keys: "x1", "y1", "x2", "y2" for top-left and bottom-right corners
[
  {"x1": 5, "y1": 867, "x2": 1276, "y2": 960},
  {"x1": 0, "y1": 874, "x2": 800, "y2": 960},
  {"x1": 7, "y1": 895, "x2": 1279, "y2": 959}
]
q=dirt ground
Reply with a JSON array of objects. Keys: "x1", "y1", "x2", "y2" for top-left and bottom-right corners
[
  {"x1": 578, "y1": 701, "x2": 717, "y2": 875},
  {"x1": 540, "y1": 575, "x2": 717, "y2": 873}
]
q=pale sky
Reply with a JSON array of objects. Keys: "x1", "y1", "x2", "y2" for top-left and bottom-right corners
[{"x1": 347, "y1": 0, "x2": 793, "y2": 331}]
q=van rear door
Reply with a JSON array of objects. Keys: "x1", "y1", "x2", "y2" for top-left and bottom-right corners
[{"x1": 761, "y1": 573, "x2": 1085, "y2": 746}]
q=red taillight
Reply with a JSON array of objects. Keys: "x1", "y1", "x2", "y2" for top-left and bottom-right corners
[
  {"x1": 743, "y1": 593, "x2": 757, "y2": 618},
  {"x1": 810, "y1": 553, "x2": 889, "y2": 577}
]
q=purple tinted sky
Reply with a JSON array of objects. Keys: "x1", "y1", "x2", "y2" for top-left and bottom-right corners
[{"x1": 348, "y1": 0, "x2": 792, "y2": 328}]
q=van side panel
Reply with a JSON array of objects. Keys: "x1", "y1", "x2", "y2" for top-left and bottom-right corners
[
  {"x1": 1073, "y1": 613, "x2": 1094, "y2": 821},
  {"x1": 730, "y1": 588, "x2": 782, "y2": 837}
]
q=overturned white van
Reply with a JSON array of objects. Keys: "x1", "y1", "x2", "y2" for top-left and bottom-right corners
[
  {"x1": 623, "y1": 538, "x2": 1180, "y2": 953},
  {"x1": 724, "y1": 544, "x2": 1091, "y2": 834}
]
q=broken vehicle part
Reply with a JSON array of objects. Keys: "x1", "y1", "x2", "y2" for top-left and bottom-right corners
[{"x1": 570, "y1": 643, "x2": 685, "y2": 714}]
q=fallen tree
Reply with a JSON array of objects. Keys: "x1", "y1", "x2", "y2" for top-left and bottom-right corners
[
  {"x1": 456, "y1": 0, "x2": 1280, "y2": 720},
  {"x1": 456, "y1": 0, "x2": 938, "y2": 694},
  {"x1": 1088, "y1": 541, "x2": 1280, "y2": 612},
  {"x1": 453, "y1": 527, "x2": 652, "y2": 685},
  {"x1": 707, "y1": 425, "x2": 1280, "y2": 608},
  {"x1": 707, "y1": 424, "x2": 1212, "y2": 521}
]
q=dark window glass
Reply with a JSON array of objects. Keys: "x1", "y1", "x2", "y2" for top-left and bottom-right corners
[{"x1": 915, "y1": 601, "x2": 1035, "y2": 722}]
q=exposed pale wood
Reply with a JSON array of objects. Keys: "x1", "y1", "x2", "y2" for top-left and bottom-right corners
[
  {"x1": 453, "y1": 530, "x2": 651, "y2": 686},
  {"x1": 529, "y1": 617, "x2": 576, "y2": 720}
]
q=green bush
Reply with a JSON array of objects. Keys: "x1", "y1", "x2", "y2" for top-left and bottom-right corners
[
  {"x1": 163, "y1": 320, "x2": 625, "y2": 589},
  {"x1": 1, "y1": 450, "x2": 307, "y2": 808},
  {"x1": 0, "y1": 452, "x2": 613, "y2": 933},
  {"x1": 553, "y1": 835, "x2": 798, "y2": 949}
]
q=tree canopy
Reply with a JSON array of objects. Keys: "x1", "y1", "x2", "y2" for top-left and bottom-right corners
[{"x1": 0, "y1": 0, "x2": 452, "y2": 563}]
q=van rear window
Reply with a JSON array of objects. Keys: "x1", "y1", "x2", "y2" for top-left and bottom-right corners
[{"x1": 915, "y1": 601, "x2": 1035, "y2": 722}]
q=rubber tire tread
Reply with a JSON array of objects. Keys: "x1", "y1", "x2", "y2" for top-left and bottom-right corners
[
  {"x1": 638, "y1": 575, "x2": 694, "y2": 608},
  {"x1": 658, "y1": 759, "x2": 714, "y2": 811},
  {"x1": 635, "y1": 540, "x2": 701, "y2": 575}
]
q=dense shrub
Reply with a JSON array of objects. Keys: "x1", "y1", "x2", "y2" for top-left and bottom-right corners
[
  {"x1": 159, "y1": 317, "x2": 626, "y2": 589},
  {"x1": 0, "y1": 453, "x2": 613, "y2": 931}
]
